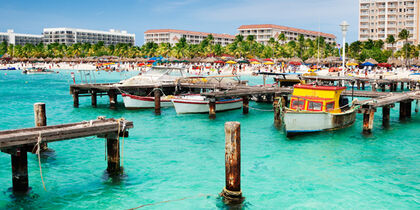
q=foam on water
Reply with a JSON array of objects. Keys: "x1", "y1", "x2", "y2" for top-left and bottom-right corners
[{"x1": 0, "y1": 70, "x2": 418, "y2": 209}]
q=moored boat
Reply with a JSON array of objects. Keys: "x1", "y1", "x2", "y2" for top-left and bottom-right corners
[
  {"x1": 122, "y1": 93, "x2": 175, "y2": 109},
  {"x1": 283, "y1": 84, "x2": 358, "y2": 137},
  {"x1": 23, "y1": 67, "x2": 57, "y2": 74},
  {"x1": 171, "y1": 95, "x2": 243, "y2": 114}
]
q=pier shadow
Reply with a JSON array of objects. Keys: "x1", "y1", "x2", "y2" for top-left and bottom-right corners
[
  {"x1": 101, "y1": 168, "x2": 127, "y2": 185},
  {"x1": 215, "y1": 195, "x2": 251, "y2": 209},
  {"x1": 5, "y1": 187, "x2": 40, "y2": 207}
]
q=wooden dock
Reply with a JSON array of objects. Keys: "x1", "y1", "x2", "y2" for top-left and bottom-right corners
[{"x1": 0, "y1": 105, "x2": 133, "y2": 193}]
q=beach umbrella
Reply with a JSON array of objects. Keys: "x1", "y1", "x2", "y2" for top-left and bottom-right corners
[
  {"x1": 249, "y1": 59, "x2": 260, "y2": 62},
  {"x1": 289, "y1": 61, "x2": 301, "y2": 66},
  {"x1": 378, "y1": 63, "x2": 391, "y2": 68},
  {"x1": 289, "y1": 57, "x2": 303, "y2": 63},
  {"x1": 202, "y1": 57, "x2": 218, "y2": 63},
  {"x1": 147, "y1": 60, "x2": 156, "y2": 63},
  {"x1": 364, "y1": 58, "x2": 378, "y2": 65},
  {"x1": 226, "y1": 60, "x2": 237, "y2": 64},
  {"x1": 346, "y1": 62, "x2": 358, "y2": 66},
  {"x1": 264, "y1": 61, "x2": 275, "y2": 65},
  {"x1": 305, "y1": 58, "x2": 317, "y2": 64},
  {"x1": 237, "y1": 60, "x2": 249, "y2": 63},
  {"x1": 250, "y1": 61, "x2": 261, "y2": 65},
  {"x1": 214, "y1": 60, "x2": 225, "y2": 64},
  {"x1": 361, "y1": 62, "x2": 375, "y2": 66},
  {"x1": 263, "y1": 58, "x2": 273, "y2": 62}
]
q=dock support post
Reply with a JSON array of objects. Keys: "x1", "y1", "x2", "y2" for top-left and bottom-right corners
[
  {"x1": 382, "y1": 105, "x2": 390, "y2": 127},
  {"x1": 221, "y1": 122, "x2": 243, "y2": 204},
  {"x1": 34, "y1": 103, "x2": 49, "y2": 151},
  {"x1": 400, "y1": 101, "x2": 407, "y2": 120},
  {"x1": 406, "y1": 100, "x2": 412, "y2": 118},
  {"x1": 356, "y1": 81, "x2": 360, "y2": 90},
  {"x1": 263, "y1": 75, "x2": 266, "y2": 87},
  {"x1": 11, "y1": 148, "x2": 28, "y2": 193},
  {"x1": 209, "y1": 98, "x2": 216, "y2": 119},
  {"x1": 91, "y1": 91, "x2": 97, "y2": 107},
  {"x1": 361, "y1": 81, "x2": 365, "y2": 90},
  {"x1": 371, "y1": 83, "x2": 376, "y2": 91},
  {"x1": 273, "y1": 97, "x2": 282, "y2": 127},
  {"x1": 381, "y1": 84, "x2": 386, "y2": 92},
  {"x1": 415, "y1": 100, "x2": 419, "y2": 113},
  {"x1": 108, "y1": 90, "x2": 117, "y2": 109},
  {"x1": 242, "y1": 96, "x2": 249, "y2": 114},
  {"x1": 154, "y1": 88, "x2": 161, "y2": 115},
  {"x1": 362, "y1": 108, "x2": 375, "y2": 134},
  {"x1": 106, "y1": 133, "x2": 120, "y2": 174},
  {"x1": 73, "y1": 91, "x2": 79, "y2": 108}
]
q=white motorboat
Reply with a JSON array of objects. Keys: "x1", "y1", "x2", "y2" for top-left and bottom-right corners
[
  {"x1": 171, "y1": 95, "x2": 243, "y2": 114},
  {"x1": 117, "y1": 66, "x2": 187, "y2": 86},
  {"x1": 121, "y1": 94, "x2": 175, "y2": 109}
]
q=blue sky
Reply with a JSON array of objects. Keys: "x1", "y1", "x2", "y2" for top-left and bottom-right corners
[{"x1": 1, "y1": 0, "x2": 358, "y2": 46}]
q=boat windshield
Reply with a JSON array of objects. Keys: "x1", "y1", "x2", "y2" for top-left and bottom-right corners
[{"x1": 143, "y1": 67, "x2": 186, "y2": 77}]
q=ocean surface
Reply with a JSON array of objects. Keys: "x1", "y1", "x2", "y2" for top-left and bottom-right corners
[{"x1": 0, "y1": 70, "x2": 419, "y2": 209}]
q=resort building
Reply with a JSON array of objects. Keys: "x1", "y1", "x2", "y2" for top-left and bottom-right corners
[
  {"x1": 42, "y1": 28, "x2": 135, "y2": 46},
  {"x1": 0, "y1": 29, "x2": 43, "y2": 45},
  {"x1": 144, "y1": 29, "x2": 235, "y2": 46},
  {"x1": 358, "y1": 0, "x2": 420, "y2": 49},
  {"x1": 237, "y1": 24, "x2": 337, "y2": 45}
]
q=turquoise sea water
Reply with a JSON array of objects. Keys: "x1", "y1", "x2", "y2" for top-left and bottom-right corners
[{"x1": 0, "y1": 70, "x2": 419, "y2": 209}]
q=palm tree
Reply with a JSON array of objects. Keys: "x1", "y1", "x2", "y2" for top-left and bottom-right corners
[
  {"x1": 386, "y1": 34, "x2": 396, "y2": 51},
  {"x1": 398, "y1": 29, "x2": 410, "y2": 66},
  {"x1": 277, "y1": 33, "x2": 286, "y2": 45}
]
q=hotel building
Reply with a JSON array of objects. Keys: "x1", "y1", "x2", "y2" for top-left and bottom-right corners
[
  {"x1": 43, "y1": 28, "x2": 135, "y2": 45},
  {"x1": 237, "y1": 24, "x2": 337, "y2": 45},
  {"x1": 0, "y1": 29, "x2": 43, "y2": 45},
  {"x1": 358, "y1": 0, "x2": 420, "y2": 49},
  {"x1": 144, "y1": 29, "x2": 235, "y2": 46}
]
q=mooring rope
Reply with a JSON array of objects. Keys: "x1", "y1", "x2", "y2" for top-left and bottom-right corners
[
  {"x1": 33, "y1": 132, "x2": 47, "y2": 191},
  {"x1": 128, "y1": 194, "x2": 216, "y2": 210}
]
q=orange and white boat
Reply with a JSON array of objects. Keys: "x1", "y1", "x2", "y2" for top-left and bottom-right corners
[{"x1": 122, "y1": 94, "x2": 175, "y2": 109}]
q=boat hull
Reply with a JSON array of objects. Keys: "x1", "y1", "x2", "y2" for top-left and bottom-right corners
[
  {"x1": 284, "y1": 109, "x2": 356, "y2": 137},
  {"x1": 122, "y1": 94, "x2": 173, "y2": 109},
  {"x1": 172, "y1": 98, "x2": 243, "y2": 114}
]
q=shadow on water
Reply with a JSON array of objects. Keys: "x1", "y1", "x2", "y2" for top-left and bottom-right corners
[
  {"x1": 4, "y1": 187, "x2": 39, "y2": 209},
  {"x1": 215, "y1": 195, "x2": 252, "y2": 209},
  {"x1": 101, "y1": 169, "x2": 128, "y2": 186}
]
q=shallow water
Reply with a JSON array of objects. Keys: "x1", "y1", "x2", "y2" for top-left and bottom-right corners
[{"x1": 0, "y1": 70, "x2": 419, "y2": 209}]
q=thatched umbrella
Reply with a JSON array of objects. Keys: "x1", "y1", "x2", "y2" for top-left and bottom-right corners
[
  {"x1": 275, "y1": 58, "x2": 287, "y2": 63},
  {"x1": 364, "y1": 58, "x2": 378, "y2": 65},
  {"x1": 44, "y1": 57, "x2": 52, "y2": 62},
  {"x1": 289, "y1": 57, "x2": 303, "y2": 63},
  {"x1": 202, "y1": 57, "x2": 217, "y2": 63},
  {"x1": 304, "y1": 57, "x2": 317, "y2": 64}
]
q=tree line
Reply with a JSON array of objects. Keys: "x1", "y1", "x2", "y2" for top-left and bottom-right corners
[{"x1": 1, "y1": 29, "x2": 418, "y2": 63}]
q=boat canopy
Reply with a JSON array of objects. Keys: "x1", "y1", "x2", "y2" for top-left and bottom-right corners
[{"x1": 289, "y1": 84, "x2": 346, "y2": 113}]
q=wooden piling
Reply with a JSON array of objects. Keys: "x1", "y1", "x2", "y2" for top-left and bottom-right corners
[
  {"x1": 361, "y1": 81, "x2": 365, "y2": 90},
  {"x1": 108, "y1": 91, "x2": 117, "y2": 109},
  {"x1": 106, "y1": 133, "x2": 120, "y2": 174},
  {"x1": 406, "y1": 100, "x2": 412, "y2": 118},
  {"x1": 273, "y1": 97, "x2": 282, "y2": 127},
  {"x1": 401, "y1": 82, "x2": 404, "y2": 91},
  {"x1": 11, "y1": 147, "x2": 28, "y2": 193},
  {"x1": 34, "y1": 103, "x2": 48, "y2": 151},
  {"x1": 73, "y1": 91, "x2": 79, "y2": 108},
  {"x1": 362, "y1": 108, "x2": 375, "y2": 134},
  {"x1": 399, "y1": 101, "x2": 407, "y2": 120},
  {"x1": 154, "y1": 88, "x2": 161, "y2": 115},
  {"x1": 242, "y1": 96, "x2": 249, "y2": 114},
  {"x1": 356, "y1": 81, "x2": 360, "y2": 90},
  {"x1": 415, "y1": 100, "x2": 419, "y2": 113},
  {"x1": 91, "y1": 91, "x2": 97, "y2": 107},
  {"x1": 221, "y1": 122, "x2": 243, "y2": 204},
  {"x1": 208, "y1": 98, "x2": 216, "y2": 119},
  {"x1": 371, "y1": 83, "x2": 377, "y2": 91},
  {"x1": 381, "y1": 84, "x2": 386, "y2": 92},
  {"x1": 382, "y1": 105, "x2": 390, "y2": 127}
]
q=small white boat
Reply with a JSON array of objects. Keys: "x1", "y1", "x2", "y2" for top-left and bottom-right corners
[
  {"x1": 171, "y1": 95, "x2": 243, "y2": 114},
  {"x1": 23, "y1": 67, "x2": 57, "y2": 74},
  {"x1": 122, "y1": 93, "x2": 175, "y2": 109}
]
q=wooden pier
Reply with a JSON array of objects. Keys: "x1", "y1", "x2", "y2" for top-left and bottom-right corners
[{"x1": 0, "y1": 108, "x2": 133, "y2": 193}]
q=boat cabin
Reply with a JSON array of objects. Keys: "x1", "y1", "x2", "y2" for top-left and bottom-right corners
[{"x1": 289, "y1": 84, "x2": 346, "y2": 113}]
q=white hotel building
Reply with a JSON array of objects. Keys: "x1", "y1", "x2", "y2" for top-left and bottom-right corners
[
  {"x1": 144, "y1": 29, "x2": 235, "y2": 46},
  {"x1": 237, "y1": 24, "x2": 337, "y2": 45},
  {"x1": 0, "y1": 29, "x2": 43, "y2": 45},
  {"x1": 43, "y1": 28, "x2": 135, "y2": 46},
  {"x1": 359, "y1": 0, "x2": 420, "y2": 49}
]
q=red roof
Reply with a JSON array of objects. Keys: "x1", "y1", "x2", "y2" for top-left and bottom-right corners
[
  {"x1": 144, "y1": 29, "x2": 235, "y2": 39},
  {"x1": 294, "y1": 84, "x2": 346, "y2": 91},
  {"x1": 238, "y1": 24, "x2": 336, "y2": 39}
]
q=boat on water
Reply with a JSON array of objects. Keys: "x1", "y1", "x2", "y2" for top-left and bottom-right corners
[
  {"x1": 0, "y1": 67, "x2": 16, "y2": 70},
  {"x1": 23, "y1": 67, "x2": 57, "y2": 74},
  {"x1": 117, "y1": 66, "x2": 187, "y2": 86},
  {"x1": 171, "y1": 95, "x2": 243, "y2": 114},
  {"x1": 283, "y1": 84, "x2": 358, "y2": 137},
  {"x1": 121, "y1": 94, "x2": 175, "y2": 109}
]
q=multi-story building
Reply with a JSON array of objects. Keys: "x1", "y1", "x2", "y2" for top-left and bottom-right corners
[
  {"x1": 43, "y1": 28, "x2": 135, "y2": 45},
  {"x1": 144, "y1": 29, "x2": 235, "y2": 46},
  {"x1": 0, "y1": 29, "x2": 43, "y2": 45},
  {"x1": 237, "y1": 24, "x2": 336, "y2": 45},
  {"x1": 358, "y1": 0, "x2": 420, "y2": 49}
]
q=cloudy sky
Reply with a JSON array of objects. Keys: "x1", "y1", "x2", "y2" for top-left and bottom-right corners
[{"x1": 1, "y1": 0, "x2": 358, "y2": 45}]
